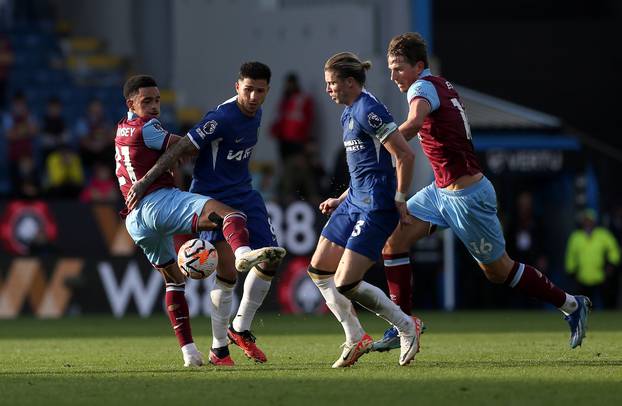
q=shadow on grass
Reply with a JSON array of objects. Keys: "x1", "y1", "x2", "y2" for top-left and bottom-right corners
[{"x1": 0, "y1": 375, "x2": 621, "y2": 406}]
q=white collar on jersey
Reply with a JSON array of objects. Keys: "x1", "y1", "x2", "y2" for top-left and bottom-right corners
[{"x1": 127, "y1": 111, "x2": 138, "y2": 120}]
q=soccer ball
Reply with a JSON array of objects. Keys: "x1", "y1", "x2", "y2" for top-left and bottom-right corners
[{"x1": 177, "y1": 238, "x2": 218, "y2": 279}]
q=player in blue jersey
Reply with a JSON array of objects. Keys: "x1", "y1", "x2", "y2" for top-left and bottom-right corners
[
  {"x1": 126, "y1": 62, "x2": 286, "y2": 366},
  {"x1": 307, "y1": 52, "x2": 423, "y2": 368}
]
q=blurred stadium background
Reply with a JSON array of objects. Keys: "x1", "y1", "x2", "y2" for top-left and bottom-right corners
[{"x1": 1, "y1": 0, "x2": 621, "y2": 318}]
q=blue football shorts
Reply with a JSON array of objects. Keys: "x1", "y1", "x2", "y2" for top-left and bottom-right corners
[
  {"x1": 200, "y1": 189, "x2": 278, "y2": 249},
  {"x1": 125, "y1": 187, "x2": 211, "y2": 267},
  {"x1": 407, "y1": 176, "x2": 506, "y2": 264},
  {"x1": 321, "y1": 198, "x2": 399, "y2": 261}
]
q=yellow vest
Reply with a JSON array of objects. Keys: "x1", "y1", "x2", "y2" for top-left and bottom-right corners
[{"x1": 565, "y1": 227, "x2": 620, "y2": 286}]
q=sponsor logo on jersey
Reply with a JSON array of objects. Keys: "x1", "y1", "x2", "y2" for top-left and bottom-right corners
[
  {"x1": 203, "y1": 120, "x2": 218, "y2": 135},
  {"x1": 344, "y1": 139, "x2": 365, "y2": 152},
  {"x1": 227, "y1": 147, "x2": 254, "y2": 161},
  {"x1": 367, "y1": 112, "x2": 383, "y2": 129}
]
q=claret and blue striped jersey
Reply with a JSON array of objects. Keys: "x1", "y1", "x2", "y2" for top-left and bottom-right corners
[
  {"x1": 341, "y1": 90, "x2": 398, "y2": 210},
  {"x1": 186, "y1": 96, "x2": 260, "y2": 200}
]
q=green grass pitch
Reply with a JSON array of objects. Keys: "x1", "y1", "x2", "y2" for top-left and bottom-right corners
[{"x1": 1, "y1": 311, "x2": 621, "y2": 405}]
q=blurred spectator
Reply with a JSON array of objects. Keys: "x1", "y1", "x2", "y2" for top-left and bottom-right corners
[
  {"x1": 270, "y1": 72, "x2": 314, "y2": 162},
  {"x1": 13, "y1": 156, "x2": 41, "y2": 198},
  {"x1": 41, "y1": 96, "x2": 70, "y2": 159},
  {"x1": 0, "y1": 33, "x2": 14, "y2": 108},
  {"x1": 45, "y1": 143, "x2": 85, "y2": 198},
  {"x1": 504, "y1": 191, "x2": 549, "y2": 308},
  {"x1": 565, "y1": 208, "x2": 621, "y2": 309},
  {"x1": 75, "y1": 99, "x2": 114, "y2": 171},
  {"x1": 278, "y1": 141, "x2": 326, "y2": 205},
  {"x1": 507, "y1": 191, "x2": 549, "y2": 274},
  {"x1": 80, "y1": 161, "x2": 118, "y2": 203},
  {"x1": 3, "y1": 91, "x2": 38, "y2": 193}
]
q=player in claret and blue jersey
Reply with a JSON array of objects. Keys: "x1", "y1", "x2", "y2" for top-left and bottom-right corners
[
  {"x1": 127, "y1": 63, "x2": 286, "y2": 366},
  {"x1": 118, "y1": 75, "x2": 281, "y2": 368},
  {"x1": 307, "y1": 52, "x2": 423, "y2": 368},
  {"x1": 371, "y1": 32, "x2": 591, "y2": 352}
]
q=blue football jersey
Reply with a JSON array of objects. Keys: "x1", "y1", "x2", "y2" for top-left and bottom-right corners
[
  {"x1": 187, "y1": 96, "x2": 261, "y2": 200},
  {"x1": 341, "y1": 90, "x2": 398, "y2": 210}
]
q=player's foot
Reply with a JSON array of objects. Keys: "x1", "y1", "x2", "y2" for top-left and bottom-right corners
[
  {"x1": 398, "y1": 316, "x2": 423, "y2": 366},
  {"x1": 183, "y1": 350, "x2": 205, "y2": 367},
  {"x1": 235, "y1": 247, "x2": 287, "y2": 273},
  {"x1": 371, "y1": 321, "x2": 427, "y2": 352},
  {"x1": 227, "y1": 325, "x2": 267, "y2": 363},
  {"x1": 331, "y1": 333, "x2": 373, "y2": 368},
  {"x1": 565, "y1": 295, "x2": 592, "y2": 348},
  {"x1": 208, "y1": 346, "x2": 235, "y2": 367}
]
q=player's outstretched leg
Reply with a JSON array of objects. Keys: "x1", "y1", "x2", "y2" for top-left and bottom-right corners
[
  {"x1": 219, "y1": 211, "x2": 286, "y2": 273},
  {"x1": 565, "y1": 295, "x2": 592, "y2": 348},
  {"x1": 495, "y1": 257, "x2": 592, "y2": 348}
]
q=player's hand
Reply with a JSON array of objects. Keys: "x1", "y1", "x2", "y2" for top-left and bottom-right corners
[
  {"x1": 396, "y1": 200, "x2": 413, "y2": 225},
  {"x1": 319, "y1": 198, "x2": 340, "y2": 215},
  {"x1": 126, "y1": 180, "x2": 148, "y2": 211}
]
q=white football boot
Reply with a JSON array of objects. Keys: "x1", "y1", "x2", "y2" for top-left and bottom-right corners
[
  {"x1": 331, "y1": 333, "x2": 373, "y2": 368},
  {"x1": 398, "y1": 316, "x2": 423, "y2": 366},
  {"x1": 235, "y1": 247, "x2": 287, "y2": 272}
]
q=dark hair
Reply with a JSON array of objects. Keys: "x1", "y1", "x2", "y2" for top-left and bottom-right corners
[
  {"x1": 324, "y1": 52, "x2": 372, "y2": 85},
  {"x1": 239, "y1": 62, "x2": 271, "y2": 84},
  {"x1": 123, "y1": 75, "x2": 158, "y2": 99},
  {"x1": 387, "y1": 32, "x2": 429, "y2": 68}
]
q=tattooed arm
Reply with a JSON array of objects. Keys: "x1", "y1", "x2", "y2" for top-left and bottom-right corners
[{"x1": 125, "y1": 136, "x2": 197, "y2": 210}]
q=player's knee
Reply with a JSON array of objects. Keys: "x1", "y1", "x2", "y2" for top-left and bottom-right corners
[
  {"x1": 159, "y1": 264, "x2": 185, "y2": 285},
  {"x1": 307, "y1": 266, "x2": 335, "y2": 284},
  {"x1": 336, "y1": 280, "x2": 362, "y2": 299}
]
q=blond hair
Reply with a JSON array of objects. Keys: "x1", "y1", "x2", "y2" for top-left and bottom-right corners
[{"x1": 324, "y1": 52, "x2": 372, "y2": 85}]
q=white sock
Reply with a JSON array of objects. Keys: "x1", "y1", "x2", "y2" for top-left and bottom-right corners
[
  {"x1": 181, "y1": 342, "x2": 198, "y2": 355},
  {"x1": 232, "y1": 268, "x2": 271, "y2": 332},
  {"x1": 210, "y1": 277, "x2": 234, "y2": 348},
  {"x1": 559, "y1": 293, "x2": 578, "y2": 316},
  {"x1": 347, "y1": 281, "x2": 412, "y2": 333},
  {"x1": 234, "y1": 246, "x2": 252, "y2": 258},
  {"x1": 313, "y1": 276, "x2": 364, "y2": 344}
]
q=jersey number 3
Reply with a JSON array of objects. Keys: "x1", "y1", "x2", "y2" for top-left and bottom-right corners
[{"x1": 115, "y1": 145, "x2": 137, "y2": 186}]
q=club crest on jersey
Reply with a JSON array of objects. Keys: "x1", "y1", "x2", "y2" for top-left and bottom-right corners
[
  {"x1": 348, "y1": 118, "x2": 354, "y2": 130},
  {"x1": 203, "y1": 120, "x2": 218, "y2": 135},
  {"x1": 367, "y1": 112, "x2": 383, "y2": 129}
]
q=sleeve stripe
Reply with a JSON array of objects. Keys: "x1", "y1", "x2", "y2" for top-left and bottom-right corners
[{"x1": 187, "y1": 133, "x2": 200, "y2": 150}]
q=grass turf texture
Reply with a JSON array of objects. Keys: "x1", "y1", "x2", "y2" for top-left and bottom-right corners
[{"x1": 1, "y1": 312, "x2": 621, "y2": 405}]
